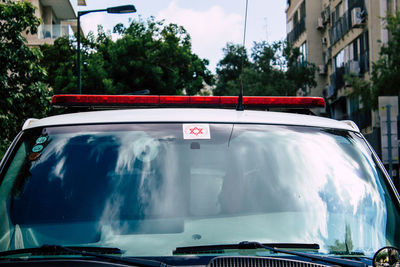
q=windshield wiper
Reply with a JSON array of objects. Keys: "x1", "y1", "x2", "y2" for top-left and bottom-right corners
[
  {"x1": 0, "y1": 245, "x2": 168, "y2": 267},
  {"x1": 174, "y1": 242, "x2": 320, "y2": 254},
  {"x1": 0, "y1": 245, "x2": 123, "y2": 257},
  {"x1": 175, "y1": 242, "x2": 366, "y2": 267}
]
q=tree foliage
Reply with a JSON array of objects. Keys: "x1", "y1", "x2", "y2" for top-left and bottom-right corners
[
  {"x1": 371, "y1": 11, "x2": 400, "y2": 108},
  {"x1": 344, "y1": 12, "x2": 400, "y2": 110},
  {"x1": 41, "y1": 18, "x2": 214, "y2": 96},
  {"x1": 344, "y1": 74, "x2": 372, "y2": 110},
  {"x1": 214, "y1": 41, "x2": 316, "y2": 96},
  {"x1": 0, "y1": 0, "x2": 51, "y2": 157},
  {"x1": 40, "y1": 37, "x2": 77, "y2": 94}
]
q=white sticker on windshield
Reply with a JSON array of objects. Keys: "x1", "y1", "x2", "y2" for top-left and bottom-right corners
[{"x1": 183, "y1": 124, "x2": 211, "y2": 139}]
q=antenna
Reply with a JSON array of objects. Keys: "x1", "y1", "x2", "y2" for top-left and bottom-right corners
[
  {"x1": 264, "y1": 17, "x2": 268, "y2": 42},
  {"x1": 236, "y1": 0, "x2": 249, "y2": 111}
]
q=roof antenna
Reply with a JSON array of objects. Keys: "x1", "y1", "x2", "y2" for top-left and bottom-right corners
[{"x1": 236, "y1": 0, "x2": 249, "y2": 111}]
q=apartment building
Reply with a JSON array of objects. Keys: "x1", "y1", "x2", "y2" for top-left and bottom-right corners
[
  {"x1": 23, "y1": 0, "x2": 78, "y2": 46},
  {"x1": 286, "y1": 0, "x2": 398, "y2": 141}
]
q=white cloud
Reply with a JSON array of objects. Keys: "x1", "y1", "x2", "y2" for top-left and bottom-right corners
[
  {"x1": 157, "y1": 1, "x2": 243, "y2": 72},
  {"x1": 80, "y1": 13, "x2": 107, "y2": 36},
  {"x1": 80, "y1": 12, "x2": 132, "y2": 40}
]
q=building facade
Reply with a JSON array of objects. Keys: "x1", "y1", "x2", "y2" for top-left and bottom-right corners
[
  {"x1": 286, "y1": 0, "x2": 399, "y2": 140},
  {"x1": 23, "y1": 0, "x2": 78, "y2": 46}
]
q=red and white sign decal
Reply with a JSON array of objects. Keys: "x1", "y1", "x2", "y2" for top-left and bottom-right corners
[{"x1": 183, "y1": 124, "x2": 211, "y2": 139}]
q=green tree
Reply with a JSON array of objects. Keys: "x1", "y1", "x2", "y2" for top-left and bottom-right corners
[
  {"x1": 371, "y1": 11, "x2": 400, "y2": 108},
  {"x1": 0, "y1": 0, "x2": 51, "y2": 157},
  {"x1": 284, "y1": 42, "x2": 317, "y2": 95},
  {"x1": 344, "y1": 74, "x2": 372, "y2": 110},
  {"x1": 214, "y1": 43, "x2": 250, "y2": 96},
  {"x1": 41, "y1": 18, "x2": 214, "y2": 95},
  {"x1": 40, "y1": 27, "x2": 108, "y2": 94},
  {"x1": 40, "y1": 36, "x2": 77, "y2": 94},
  {"x1": 214, "y1": 41, "x2": 316, "y2": 96}
]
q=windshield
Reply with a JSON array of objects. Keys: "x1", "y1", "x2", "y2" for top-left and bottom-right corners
[{"x1": 0, "y1": 123, "x2": 399, "y2": 258}]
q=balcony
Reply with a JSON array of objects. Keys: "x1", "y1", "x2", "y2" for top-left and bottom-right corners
[
  {"x1": 287, "y1": 19, "x2": 305, "y2": 44},
  {"x1": 329, "y1": 5, "x2": 366, "y2": 46},
  {"x1": 344, "y1": 60, "x2": 360, "y2": 76},
  {"x1": 37, "y1": 24, "x2": 73, "y2": 40},
  {"x1": 329, "y1": 10, "x2": 351, "y2": 46},
  {"x1": 328, "y1": 53, "x2": 369, "y2": 99},
  {"x1": 328, "y1": 66, "x2": 345, "y2": 98},
  {"x1": 341, "y1": 53, "x2": 370, "y2": 77}
]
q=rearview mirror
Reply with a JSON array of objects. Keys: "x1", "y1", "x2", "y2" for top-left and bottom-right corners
[{"x1": 373, "y1": 247, "x2": 400, "y2": 267}]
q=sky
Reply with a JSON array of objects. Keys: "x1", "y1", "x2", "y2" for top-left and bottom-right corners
[{"x1": 72, "y1": 1, "x2": 287, "y2": 72}]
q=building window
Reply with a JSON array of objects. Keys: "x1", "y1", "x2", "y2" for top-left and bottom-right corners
[
  {"x1": 293, "y1": 10, "x2": 299, "y2": 23},
  {"x1": 335, "y1": 49, "x2": 345, "y2": 70},
  {"x1": 299, "y1": 41, "x2": 307, "y2": 63},
  {"x1": 359, "y1": 31, "x2": 370, "y2": 73},
  {"x1": 348, "y1": 0, "x2": 365, "y2": 10},
  {"x1": 287, "y1": 20, "x2": 293, "y2": 33},
  {"x1": 353, "y1": 39, "x2": 358, "y2": 61},
  {"x1": 331, "y1": 1, "x2": 343, "y2": 24},
  {"x1": 335, "y1": 43, "x2": 358, "y2": 73},
  {"x1": 300, "y1": 1, "x2": 306, "y2": 18},
  {"x1": 287, "y1": 6, "x2": 306, "y2": 44},
  {"x1": 332, "y1": 49, "x2": 346, "y2": 90}
]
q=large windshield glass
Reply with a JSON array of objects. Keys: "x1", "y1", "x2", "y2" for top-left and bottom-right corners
[{"x1": 0, "y1": 123, "x2": 399, "y2": 257}]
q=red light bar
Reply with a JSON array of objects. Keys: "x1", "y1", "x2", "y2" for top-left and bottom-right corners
[
  {"x1": 51, "y1": 95, "x2": 325, "y2": 109},
  {"x1": 160, "y1": 96, "x2": 189, "y2": 104},
  {"x1": 190, "y1": 96, "x2": 220, "y2": 105}
]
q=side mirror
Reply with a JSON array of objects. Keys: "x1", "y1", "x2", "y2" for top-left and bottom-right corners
[{"x1": 373, "y1": 247, "x2": 400, "y2": 267}]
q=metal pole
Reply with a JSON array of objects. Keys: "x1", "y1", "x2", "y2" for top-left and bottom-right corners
[
  {"x1": 77, "y1": 14, "x2": 81, "y2": 94},
  {"x1": 75, "y1": 6, "x2": 135, "y2": 94},
  {"x1": 387, "y1": 104, "x2": 393, "y2": 179}
]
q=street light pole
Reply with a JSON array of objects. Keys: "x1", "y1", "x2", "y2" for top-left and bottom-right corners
[
  {"x1": 76, "y1": 5, "x2": 136, "y2": 94},
  {"x1": 77, "y1": 13, "x2": 81, "y2": 94}
]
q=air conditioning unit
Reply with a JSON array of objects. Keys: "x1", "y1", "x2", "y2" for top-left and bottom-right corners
[
  {"x1": 322, "y1": 52, "x2": 328, "y2": 65},
  {"x1": 317, "y1": 17, "x2": 324, "y2": 30},
  {"x1": 322, "y1": 9, "x2": 330, "y2": 24},
  {"x1": 351, "y1": 8, "x2": 363, "y2": 27},
  {"x1": 318, "y1": 65, "x2": 327, "y2": 75},
  {"x1": 349, "y1": 60, "x2": 360, "y2": 74},
  {"x1": 322, "y1": 37, "x2": 328, "y2": 45}
]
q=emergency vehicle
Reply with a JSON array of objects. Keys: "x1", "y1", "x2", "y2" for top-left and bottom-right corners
[{"x1": 0, "y1": 94, "x2": 399, "y2": 267}]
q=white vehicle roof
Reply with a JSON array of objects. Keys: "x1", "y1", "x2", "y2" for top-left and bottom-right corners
[{"x1": 24, "y1": 108, "x2": 357, "y2": 132}]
